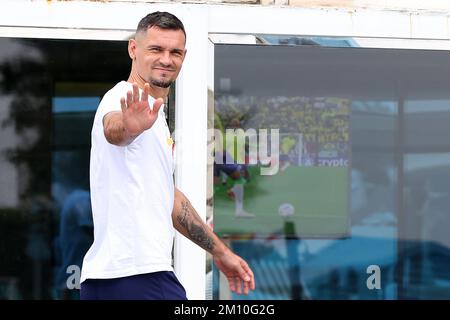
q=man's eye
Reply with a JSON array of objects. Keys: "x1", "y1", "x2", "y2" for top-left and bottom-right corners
[{"x1": 150, "y1": 48, "x2": 161, "y2": 52}]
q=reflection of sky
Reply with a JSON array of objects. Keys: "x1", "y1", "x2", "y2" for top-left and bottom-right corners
[
  {"x1": 352, "y1": 100, "x2": 397, "y2": 114},
  {"x1": 259, "y1": 35, "x2": 359, "y2": 48},
  {"x1": 405, "y1": 99, "x2": 450, "y2": 113},
  {"x1": 217, "y1": 34, "x2": 450, "y2": 51},
  {"x1": 52, "y1": 97, "x2": 99, "y2": 113},
  {"x1": 353, "y1": 38, "x2": 450, "y2": 51},
  {"x1": 405, "y1": 153, "x2": 450, "y2": 172}
]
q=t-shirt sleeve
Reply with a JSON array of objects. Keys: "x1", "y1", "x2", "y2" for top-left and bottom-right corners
[{"x1": 95, "y1": 87, "x2": 124, "y2": 128}]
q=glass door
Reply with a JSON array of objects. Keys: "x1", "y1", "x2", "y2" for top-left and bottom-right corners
[
  {"x1": 209, "y1": 35, "x2": 450, "y2": 300},
  {"x1": 0, "y1": 38, "x2": 130, "y2": 299}
]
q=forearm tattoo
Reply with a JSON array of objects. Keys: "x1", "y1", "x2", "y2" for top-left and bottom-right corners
[{"x1": 177, "y1": 200, "x2": 215, "y2": 251}]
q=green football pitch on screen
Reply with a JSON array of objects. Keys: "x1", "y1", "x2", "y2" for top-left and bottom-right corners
[{"x1": 213, "y1": 165, "x2": 349, "y2": 238}]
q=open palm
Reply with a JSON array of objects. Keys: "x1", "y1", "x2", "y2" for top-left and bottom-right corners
[{"x1": 120, "y1": 83, "x2": 163, "y2": 137}]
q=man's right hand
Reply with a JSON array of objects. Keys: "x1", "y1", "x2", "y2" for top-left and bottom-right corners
[{"x1": 120, "y1": 82, "x2": 163, "y2": 138}]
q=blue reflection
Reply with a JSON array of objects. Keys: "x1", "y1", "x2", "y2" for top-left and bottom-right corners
[
  {"x1": 52, "y1": 97, "x2": 99, "y2": 113},
  {"x1": 259, "y1": 36, "x2": 359, "y2": 48}
]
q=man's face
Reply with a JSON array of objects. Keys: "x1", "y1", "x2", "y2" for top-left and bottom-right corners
[{"x1": 131, "y1": 26, "x2": 186, "y2": 88}]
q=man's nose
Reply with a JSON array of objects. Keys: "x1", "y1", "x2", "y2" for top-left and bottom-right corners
[{"x1": 159, "y1": 51, "x2": 172, "y2": 66}]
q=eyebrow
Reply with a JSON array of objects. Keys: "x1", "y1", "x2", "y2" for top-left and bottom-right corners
[
  {"x1": 147, "y1": 45, "x2": 184, "y2": 54},
  {"x1": 171, "y1": 48, "x2": 184, "y2": 54}
]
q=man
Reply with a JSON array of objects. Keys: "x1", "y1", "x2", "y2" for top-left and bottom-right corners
[
  {"x1": 80, "y1": 11, "x2": 255, "y2": 300},
  {"x1": 213, "y1": 116, "x2": 254, "y2": 218}
]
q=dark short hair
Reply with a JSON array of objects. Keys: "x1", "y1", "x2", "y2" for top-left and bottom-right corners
[{"x1": 136, "y1": 11, "x2": 186, "y2": 39}]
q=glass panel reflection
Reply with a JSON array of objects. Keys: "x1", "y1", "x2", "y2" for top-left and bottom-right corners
[
  {"x1": 212, "y1": 95, "x2": 350, "y2": 237},
  {"x1": 403, "y1": 98, "x2": 450, "y2": 299},
  {"x1": 212, "y1": 40, "x2": 450, "y2": 300},
  {"x1": 0, "y1": 38, "x2": 129, "y2": 299}
]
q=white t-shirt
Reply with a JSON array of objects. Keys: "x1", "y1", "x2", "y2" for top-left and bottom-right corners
[{"x1": 80, "y1": 81, "x2": 175, "y2": 283}]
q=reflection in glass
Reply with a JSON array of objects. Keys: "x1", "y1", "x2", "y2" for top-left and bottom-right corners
[
  {"x1": 0, "y1": 38, "x2": 128, "y2": 299},
  {"x1": 212, "y1": 39, "x2": 450, "y2": 300},
  {"x1": 212, "y1": 95, "x2": 350, "y2": 237}
]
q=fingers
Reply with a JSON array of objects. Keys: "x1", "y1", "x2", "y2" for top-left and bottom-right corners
[
  {"x1": 152, "y1": 97, "x2": 164, "y2": 114},
  {"x1": 142, "y1": 83, "x2": 149, "y2": 102},
  {"x1": 132, "y1": 83, "x2": 139, "y2": 103},
  {"x1": 236, "y1": 259, "x2": 251, "y2": 283},
  {"x1": 243, "y1": 277, "x2": 249, "y2": 295},
  {"x1": 241, "y1": 261, "x2": 255, "y2": 290},
  {"x1": 120, "y1": 97, "x2": 127, "y2": 113},
  {"x1": 230, "y1": 277, "x2": 250, "y2": 295},
  {"x1": 234, "y1": 259, "x2": 255, "y2": 295},
  {"x1": 228, "y1": 276, "x2": 241, "y2": 295},
  {"x1": 227, "y1": 276, "x2": 236, "y2": 293},
  {"x1": 235, "y1": 277, "x2": 242, "y2": 295},
  {"x1": 126, "y1": 90, "x2": 133, "y2": 108},
  {"x1": 125, "y1": 83, "x2": 153, "y2": 111},
  {"x1": 223, "y1": 256, "x2": 255, "y2": 296}
]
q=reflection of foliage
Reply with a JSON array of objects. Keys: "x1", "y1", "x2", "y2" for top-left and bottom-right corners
[
  {"x1": 216, "y1": 95, "x2": 350, "y2": 168},
  {"x1": 0, "y1": 42, "x2": 51, "y2": 198},
  {"x1": 0, "y1": 41, "x2": 53, "y2": 299},
  {"x1": 352, "y1": 101, "x2": 396, "y2": 115},
  {"x1": 215, "y1": 95, "x2": 350, "y2": 138},
  {"x1": 214, "y1": 95, "x2": 256, "y2": 129}
]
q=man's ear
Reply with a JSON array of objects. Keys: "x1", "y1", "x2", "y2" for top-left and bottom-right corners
[{"x1": 128, "y1": 39, "x2": 137, "y2": 60}]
